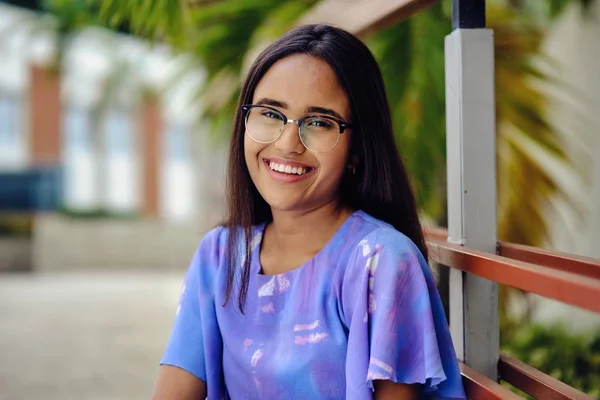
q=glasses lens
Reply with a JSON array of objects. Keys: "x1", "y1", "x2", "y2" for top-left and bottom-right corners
[
  {"x1": 246, "y1": 106, "x2": 284, "y2": 143},
  {"x1": 300, "y1": 116, "x2": 341, "y2": 152}
]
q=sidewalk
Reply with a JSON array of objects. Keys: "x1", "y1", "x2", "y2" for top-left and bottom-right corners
[{"x1": 0, "y1": 270, "x2": 184, "y2": 400}]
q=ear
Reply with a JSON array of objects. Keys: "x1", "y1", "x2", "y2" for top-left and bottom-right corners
[{"x1": 348, "y1": 154, "x2": 359, "y2": 168}]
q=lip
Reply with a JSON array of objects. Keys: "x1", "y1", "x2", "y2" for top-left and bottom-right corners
[
  {"x1": 263, "y1": 157, "x2": 314, "y2": 169},
  {"x1": 262, "y1": 158, "x2": 316, "y2": 183}
]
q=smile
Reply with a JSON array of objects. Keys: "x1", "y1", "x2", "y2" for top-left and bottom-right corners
[
  {"x1": 263, "y1": 159, "x2": 315, "y2": 183},
  {"x1": 268, "y1": 160, "x2": 311, "y2": 175}
]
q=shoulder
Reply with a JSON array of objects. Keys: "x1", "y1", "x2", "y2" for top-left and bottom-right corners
[
  {"x1": 348, "y1": 211, "x2": 425, "y2": 264},
  {"x1": 340, "y1": 212, "x2": 433, "y2": 324},
  {"x1": 187, "y1": 224, "x2": 233, "y2": 280},
  {"x1": 192, "y1": 223, "x2": 265, "y2": 270},
  {"x1": 338, "y1": 211, "x2": 429, "y2": 293},
  {"x1": 195, "y1": 225, "x2": 228, "y2": 261}
]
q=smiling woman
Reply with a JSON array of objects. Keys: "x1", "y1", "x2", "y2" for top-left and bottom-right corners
[
  {"x1": 152, "y1": 24, "x2": 466, "y2": 400},
  {"x1": 244, "y1": 54, "x2": 353, "y2": 214}
]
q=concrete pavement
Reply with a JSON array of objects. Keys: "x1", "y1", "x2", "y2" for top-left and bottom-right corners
[{"x1": 0, "y1": 270, "x2": 185, "y2": 400}]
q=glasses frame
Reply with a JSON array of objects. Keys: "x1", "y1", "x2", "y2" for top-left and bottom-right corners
[{"x1": 241, "y1": 104, "x2": 353, "y2": 153}]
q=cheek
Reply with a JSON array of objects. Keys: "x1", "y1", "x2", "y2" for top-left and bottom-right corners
[
  {"x1": 244, "y1": 138, "x2": 272, "y2": 188},
  {"x1": 244, "y1": 135, "x2": 263, "y2": 167},
  {"x1": 318, "y1": 142, "x2": 351, "y2": 183}
]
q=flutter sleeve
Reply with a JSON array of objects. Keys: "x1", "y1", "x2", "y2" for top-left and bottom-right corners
[
  {"x1": 342, "y1": 228, "x2": 466, "y2": 399},
  {"x1": 159, "y1": 227, "x2": 224, "y2": 395}
]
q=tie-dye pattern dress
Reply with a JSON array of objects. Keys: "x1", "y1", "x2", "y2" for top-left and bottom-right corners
[{"x1": 160, "y1": 210, "x2": 466, "y2": 399}]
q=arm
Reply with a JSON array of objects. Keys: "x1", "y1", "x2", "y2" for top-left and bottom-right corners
[
  {"x1": 373, "y1": 381, "x2": 418, "y2": 400},
  {"x1": 152, "y1": 365, "x2": 207, "y2": 400},
  {"x1": 157, "y1": 231, "x2": 222, "y2": 399}
]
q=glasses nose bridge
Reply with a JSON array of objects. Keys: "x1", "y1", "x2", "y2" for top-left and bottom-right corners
[
  {"x1": 275, "y1": 117, "x2": 304, "y2": 152},
  {"x1": 283, "y1": 118, "x2": 302, "y2": 129},
  {"x1": 279, "y1": 117, "x2": 302, "y2": 137}
]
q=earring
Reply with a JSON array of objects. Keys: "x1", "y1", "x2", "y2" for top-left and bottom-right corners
[{"x1": 348, "y1": 165, "x2": 356, "y2": 174}]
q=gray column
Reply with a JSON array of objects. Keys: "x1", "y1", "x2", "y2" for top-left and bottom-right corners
[{"x1": 445, "y1": 0, "x2": 499, "y2": 380}]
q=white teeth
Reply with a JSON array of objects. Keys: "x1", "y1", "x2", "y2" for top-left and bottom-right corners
[{"x1": 268, "y1": 161, "x2": 308, "y2": 175}]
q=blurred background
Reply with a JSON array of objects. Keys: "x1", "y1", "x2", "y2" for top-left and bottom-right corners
[{"x1": 0, "y1": 0, "x2": 599, "y2": 398}]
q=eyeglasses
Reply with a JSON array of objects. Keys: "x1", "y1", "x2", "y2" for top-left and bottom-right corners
[{"x1": 242, "y1": 104, "x2": 353, "y2": 153}]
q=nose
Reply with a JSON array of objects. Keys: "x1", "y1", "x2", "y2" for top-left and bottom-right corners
[{"x1": 274, "y1": 120, "x2": 305, "y2": 154}]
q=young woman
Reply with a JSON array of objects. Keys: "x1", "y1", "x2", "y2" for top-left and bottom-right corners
[{"x1": 153, "y1": 24, "x2": 466, "y2": 400}]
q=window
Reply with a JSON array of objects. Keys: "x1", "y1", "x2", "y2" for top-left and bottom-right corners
[{"x1": 0, "y1": 93, "x2": 25, "y2": 169}]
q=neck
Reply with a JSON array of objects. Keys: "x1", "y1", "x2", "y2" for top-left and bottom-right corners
[{"x1": 266, "y1": 200, "x2": 353, "y2": 254}]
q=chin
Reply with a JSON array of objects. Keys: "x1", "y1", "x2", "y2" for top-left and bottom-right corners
[{"x1": 262, "y1": 195, "x2": 303, "y2": 212}]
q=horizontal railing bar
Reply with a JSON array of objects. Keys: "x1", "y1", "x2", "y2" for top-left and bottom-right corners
[
  {"x1": 298, "y1": 0, "x2": 439, "y2": 38},
  {"x1": 498, "y1": 353, "x2": 595, "y2": 400},
  {"x1": 499, "y1": 241, "x2": 600, "y2": 280},
  {"x1": 427, "y1": 239, "x2": 600, "y2": 313},
  {"x1": 459, "y1": 362, "x2": 523, "y2": 399},
  {"x1": 424, "y1": 226, "x2": 449, "y2": 242},
  {"x1": 424, "y1": 228, "x2": 600, "y2": 279}
]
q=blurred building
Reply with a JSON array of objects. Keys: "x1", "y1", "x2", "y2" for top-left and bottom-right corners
[
  {"x1": 0, "y1": 4, "x2": 230, "y2": 222},
  {"x1": 0, "y1": 2, "x2": 228, "y2": 223},
  {"x1": 0, "y1": 3, "x2": 228, "y2": 271}
]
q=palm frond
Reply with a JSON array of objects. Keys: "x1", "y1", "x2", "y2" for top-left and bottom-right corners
[
  {"x1": 507, "y1": 0, "x2": 596, "y2": 20},
  {"x1": 88, "y1": 0, "x2": 586, "y2": 249},
  {"x1": 491, "y1": 6, "x2": 584, "y2": 246},
  {"x1": 370, "y1": 3, "x2": 449, "y2": 219}
]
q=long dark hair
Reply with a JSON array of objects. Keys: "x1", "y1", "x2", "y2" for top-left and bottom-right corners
[{"x1": 224, "y1": 24, "x2": 428, "y2": 312}]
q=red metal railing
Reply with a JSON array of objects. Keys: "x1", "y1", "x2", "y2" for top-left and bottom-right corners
[
  {"x1": 424, "y1": 227, "x2": 600, "y2": 399},
  {"x1": 460, "y1": 362, "x2": 522, "y2": 400},
  {"x1": 427, "y1": 239, "x2": 600, "y2": 313},
  {"x1": 426, "y1": 226, "x2": 600, "y2": 279},
  {"x1": 499, "y1": 242, "x2": 600, "y2": 280},
  {"x1": 498, "y1": 354, "x2": 595, "y2": 400}
]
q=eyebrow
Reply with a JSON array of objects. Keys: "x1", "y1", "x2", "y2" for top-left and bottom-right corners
[{"x1": 255, "y1": 97, "x2": 347, "y2": 121}]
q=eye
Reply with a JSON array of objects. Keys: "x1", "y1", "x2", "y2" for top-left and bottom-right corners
[
  {"x1": 305, "y1": 117, "x2": 333, "y2": 129},
  {"x1": 261, "y1": 110, "x2": 283, "y2": 120}
]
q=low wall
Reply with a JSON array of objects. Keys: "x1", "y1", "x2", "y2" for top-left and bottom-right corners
[
  {"x1": 32, "y1": 214, "x2": 213, "y2": 271},
  {"x1": 0, "y1": 238, "x2": 32, "y2": 271}
]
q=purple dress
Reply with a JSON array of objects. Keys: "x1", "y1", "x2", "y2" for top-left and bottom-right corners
[{"x1": 160, "y1": 210, "x2": 466, "y2": 399}]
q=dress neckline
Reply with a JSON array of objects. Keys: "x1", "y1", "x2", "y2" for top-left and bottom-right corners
[{"x1": 252, "y1": 209, "x2": 363, "y2": 279}]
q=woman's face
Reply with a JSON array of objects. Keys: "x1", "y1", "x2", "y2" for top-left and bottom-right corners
[{"x1": 244, "y1": 54, "x2": 353, "y2": 213}]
